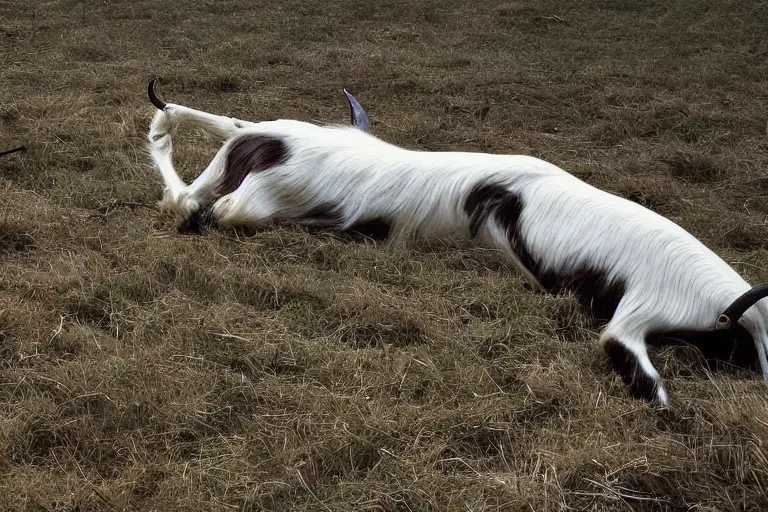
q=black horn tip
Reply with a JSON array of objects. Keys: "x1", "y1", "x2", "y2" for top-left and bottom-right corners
[{"x1": 147, "y1": 78, "x2": 167, "y2": 110}]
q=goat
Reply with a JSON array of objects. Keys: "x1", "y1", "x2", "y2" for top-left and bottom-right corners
[{"x1": 145, "y1": 80, "x2": 768, "y2": 407}]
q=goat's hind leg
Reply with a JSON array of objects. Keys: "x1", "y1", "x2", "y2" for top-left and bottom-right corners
[
  {"x1": 148, "y1": 108, "x2": 233, "y2": 218},
  {"x1": 148, "y1": 79, "x2": 255, "y2": 141},
  {"x1": 210, "y1": 173, "x2": 282, "y2": 230},
  {"x1": 164, "y1": 104, "x2": 256, "y2": 140},
  {"x1": 178, "y1": 175, "x2": 281, "y2": 234}
]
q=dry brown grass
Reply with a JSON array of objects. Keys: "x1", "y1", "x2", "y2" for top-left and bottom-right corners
[{"x1": 2, "y1": 0, "x2": 768, "y2": 510}]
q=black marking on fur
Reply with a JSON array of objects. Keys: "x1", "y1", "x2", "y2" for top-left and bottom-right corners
[
  {"x1": 604, "y1": 338, "x2": 663, "y2": 405},
  {"x1": 465, "y1": 183, "x2": 512, "y2": 238},
  {"x1": 347, "y1": 217, "x2": 391, "y2": 241},
  {"x1": 296, "y1": 202, "x2": 345, "y2": 229},
  {"x1": 464, "y1": 182, "x2": 536, "y2": 270},
  {"x1": 221, "y1": 135, "x2": 289, "y2": 196},
  {"x1": 465, "y1": 181, "x2": 626, "y2": 324},
  {"x1": 295, "y1": 202, "x2": 391, "y2": 242},
  {"x1": 178, "y1": 205, "x2": 218, "y2": 235},
  {"x1": 539, "y1": 268, "x2": 626, "y2": 324}
]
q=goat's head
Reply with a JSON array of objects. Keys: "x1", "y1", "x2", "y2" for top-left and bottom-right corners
[
  {"x1": 716, "y1": 284, "x2": 768, "y2": 367},
  {"x1": 651, "y1": 284, "x2": 768, "y2": 370}
]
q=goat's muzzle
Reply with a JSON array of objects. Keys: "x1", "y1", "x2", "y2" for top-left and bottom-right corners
[
  {"x1": 0, "y1": 146, "x2": 26, "y2": 157},
  {"x1": 147, "y1": 79, "x2": 167, "y2": 110}
]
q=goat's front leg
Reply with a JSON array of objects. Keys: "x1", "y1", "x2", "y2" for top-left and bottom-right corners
[
  {"x1": 148, "y1": 108, "x2": 257, "y2": 218},
  {"x1": 600, "y1": 323, "x2": 669, "y2": 408}
]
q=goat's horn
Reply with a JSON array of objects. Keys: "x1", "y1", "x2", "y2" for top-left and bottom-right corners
[
  {"x1": 0, "y1": 145, "x2": 26, "y2": 157},
  {"x1": 343, "y1": 89, "x2": 370, "y2": 133},
  {"x1": 716, "y1": 283, "x2": 768, "y2": 329},
  {"x1": 147, "y1": 79, "x2": 167, "y2": 110}
]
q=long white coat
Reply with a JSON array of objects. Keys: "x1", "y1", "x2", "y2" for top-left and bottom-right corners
[{"x1": 147, "y1": 91, "x2": 768, "y2": 407}]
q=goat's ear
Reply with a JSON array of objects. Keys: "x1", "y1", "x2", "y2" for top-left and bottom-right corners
[{"x1": 343, "y1": 89, "x2": 370, "y2": 132}]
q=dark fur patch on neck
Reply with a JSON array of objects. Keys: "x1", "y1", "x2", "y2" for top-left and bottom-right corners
[
  {"x1": 220, "y1": 135, "x2": 289, "y2": 196},
  {"x1": 465, "y1": 183, "x2": 514, "y2": 238},
  {"x1": 464, "y1": 182, "x2": 536, "y2": 268},
  {"x1": 539, "y1": 268, "x2": 626, "y2": 325}
]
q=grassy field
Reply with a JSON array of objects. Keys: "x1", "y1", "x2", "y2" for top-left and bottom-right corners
[{"x1": 2, "y1": 0, "x2": 768, "y2": 510}]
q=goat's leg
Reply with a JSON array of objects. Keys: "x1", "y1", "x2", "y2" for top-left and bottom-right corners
[
  {"x1": 179, "y1": 174, "x2": 281, "y2": 233},
  {"x1": 213, "y1": 174, "x2": 281, "y2": 228},
  {"x1": 148, "y1": 80, "x2": 255, "y2": 141},
  {"x1": 599, "y1": 321, "x2": 669, "y2": 407},
  {"x1": 158, "y1": 102, "x2": 256, "y2": 142},
  {"x1": 148, "y1": 109, "x2": 189, "y2": 213},
  {"x1": 485, "y1": 215, "x2": 545, "y2": 291},
  {"x1": 148, "y1": 110, "x2": 231, "y2": 216}
]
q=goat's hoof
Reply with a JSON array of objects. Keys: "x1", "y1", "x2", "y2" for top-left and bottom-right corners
[
  {"x1": 178, "y1": 206, "x2": 218, "y2": 235},
  {"x1": 628, "y1": 378, "x2": 669, "y2": 409}
]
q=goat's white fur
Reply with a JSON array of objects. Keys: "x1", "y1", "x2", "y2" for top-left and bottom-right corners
[{"x1": 147, "y1": 100, "x2": 768, "y2": 407}]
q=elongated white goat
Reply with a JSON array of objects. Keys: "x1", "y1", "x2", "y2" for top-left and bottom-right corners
[{"x1": 146, "y1": 80, "x2": 768, "y2": 407}]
